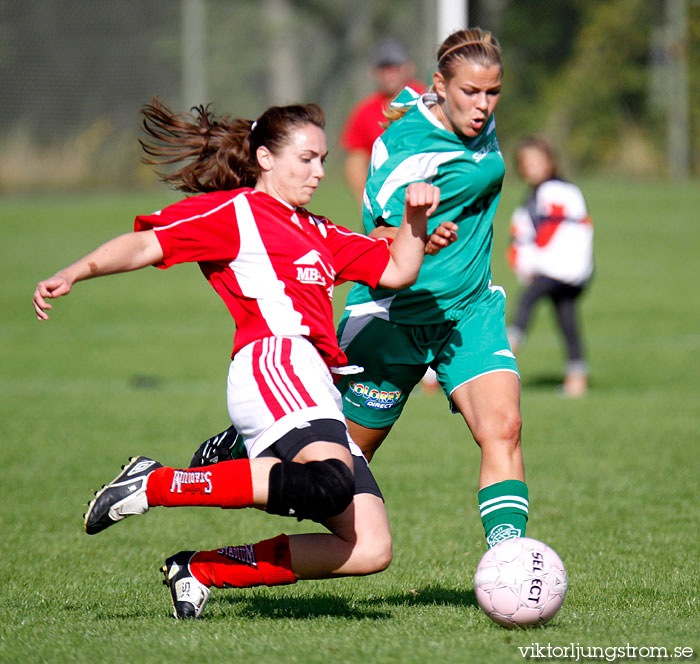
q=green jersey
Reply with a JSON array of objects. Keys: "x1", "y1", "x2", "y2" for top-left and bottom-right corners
[{"x1": 345, "y1": 92, "x2": 505, "y2": 325}]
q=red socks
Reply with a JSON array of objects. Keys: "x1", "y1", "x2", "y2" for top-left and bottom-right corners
[
  {"x1": 146, "y1": 460, "x2": 254, "y2": 508},
  {"x1": 147, "y1": 465, "x2": 295, "y2": 588},
  {"x1": 189, "y1": 534, "x2": 297, "y2": 588}
]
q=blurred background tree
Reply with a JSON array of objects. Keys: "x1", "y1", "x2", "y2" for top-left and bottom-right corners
[{"x1": 0, "y1": 0, "x2": 696, "y2": 190}]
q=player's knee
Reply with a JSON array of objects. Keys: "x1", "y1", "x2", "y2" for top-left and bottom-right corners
[
  {"x1": 307, "y1": 459, "x2": 355, "y2": 518},
  {"x1": 267, "y1": 458, "x2": 354, "y2": 522},
  {"x1": 373, "y1": 535, "x2": 393, "y2": 573},
  {"x1": 475, "y1": 409, "x2": 522, "y2": 451},
  {"x1": 355, "y1": 533, "x2": 393, "y2": 575},
  {"x1": 500, "y1": 410, "x2": 522, "y2": 446}
]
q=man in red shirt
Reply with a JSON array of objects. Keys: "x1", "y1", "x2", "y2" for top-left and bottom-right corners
[{"x1": 340, "y1": 39, "x2": 426, "y2": 205}]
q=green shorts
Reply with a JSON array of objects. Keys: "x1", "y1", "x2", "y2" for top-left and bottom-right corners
[{"x1": 336, "y1": 287, "x2": 519, "y2": 428}]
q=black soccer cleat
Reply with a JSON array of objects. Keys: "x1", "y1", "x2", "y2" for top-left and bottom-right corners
[
  {"x1": 162, "y1": 551, "x2": 211, "y2": 619},
  {"x1": 188, "y1": 425, "x2": 245, "y2": 467},
  {"x1": 84, "y1": 456, "x2": 163, "y2": 535}
]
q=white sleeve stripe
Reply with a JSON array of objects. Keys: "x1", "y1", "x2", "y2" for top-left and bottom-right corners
[
  {"x1": 375, "y1": 151, "x2": 463, "y2": 210},
  {"x1": 152, "y1": 194, "x2": 240, "y2": 231},
  {"x1": 327, "y1": 223, "x2": 388, "y2": 245}
]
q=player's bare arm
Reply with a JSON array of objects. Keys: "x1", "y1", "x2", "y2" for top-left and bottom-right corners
[
  {"x1": 370, "y1": 216, "x2": 458, "y2": 255},
  {"x1": 378, "y1": 182, "x2": 439, "y2": 289},
  {"x1": 33, "y1": 230, "x2": 163, "y2": 320}
]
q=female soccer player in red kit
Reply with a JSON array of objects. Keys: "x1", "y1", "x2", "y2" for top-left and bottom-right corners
[{"x1": 33, "y1": 100, "x2": 445, "y2": 618}]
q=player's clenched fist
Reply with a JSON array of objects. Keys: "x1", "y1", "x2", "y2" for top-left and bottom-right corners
[{"x1": 405, "y1": 181, "x2": 441, "y2": 217}]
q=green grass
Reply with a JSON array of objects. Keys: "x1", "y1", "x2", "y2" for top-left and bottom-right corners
[{"x1": 1, "y1": 176, "x2": 699, "y2": 663}]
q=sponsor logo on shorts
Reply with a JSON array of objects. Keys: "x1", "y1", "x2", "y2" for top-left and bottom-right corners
[
  {"x1": 348, "y1": 381, "x2": 402, "y2": 410},
  {"x1": 170, "y1": 470, "x2": 213, "y2": 494},
  {"x1": 486, "y1": 524, "x2": 522, "y2": 548}
]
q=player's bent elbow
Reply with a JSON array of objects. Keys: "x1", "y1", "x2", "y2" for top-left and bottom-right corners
[
  {"x1": 383, "y1": 276, "x2": 416, "y2": 290},
  {"x1": 378, "y1": 266, "x2": 419, "y2": 290}
]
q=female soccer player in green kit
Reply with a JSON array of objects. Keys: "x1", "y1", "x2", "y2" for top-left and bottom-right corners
[
  {"x1": 335, "y1": 27, "x2": 529, "y2": 549},
  {"x1": 190, "y1": 27, "x2": 528, "y2": 550}
]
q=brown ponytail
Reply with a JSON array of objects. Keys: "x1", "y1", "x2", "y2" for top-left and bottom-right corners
[{"x1": 139, "y1": 98, "x2": 325, "y2": 194}]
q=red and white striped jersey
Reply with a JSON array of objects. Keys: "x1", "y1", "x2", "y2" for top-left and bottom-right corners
[
  {"x1": 508, "y1": 178, "x2": 594, "y2": 286},
  {"x1": 134, "y1": 188, "x2": 391, "y2": 368}
]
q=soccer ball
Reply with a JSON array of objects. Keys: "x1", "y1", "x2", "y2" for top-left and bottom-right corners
[{"x1": 473, "y1": 537, "x2": 567, "y2": 628}]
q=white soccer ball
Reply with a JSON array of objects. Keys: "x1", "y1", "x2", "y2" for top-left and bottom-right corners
[{"x1": 473, "y1": 537, "x2": 567, "y2": 628}]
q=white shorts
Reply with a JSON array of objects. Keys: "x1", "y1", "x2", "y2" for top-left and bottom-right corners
[{"x1": 227, "y1": 336, "x2": 348, "y2": 459}]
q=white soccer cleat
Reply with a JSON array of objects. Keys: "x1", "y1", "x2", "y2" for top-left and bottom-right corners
[{"x1": 162, "y1": 551, "x2": 211, "y2": 619}]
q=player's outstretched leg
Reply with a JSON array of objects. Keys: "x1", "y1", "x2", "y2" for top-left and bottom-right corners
[
  {"x1": 84, "y1": 456, "x2": 163, "y2": 535},
  {"x1": 85, "y1": 457, "x2": 261, "y2": 535},
  {"x1": 161, "y1": 535, "x2": 296, "y2": 619},
  {"x1": 188, "y1": 425, "x2": 244, "y2": 467}
]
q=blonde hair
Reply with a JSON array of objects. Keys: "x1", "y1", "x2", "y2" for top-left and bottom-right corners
[
  {"x1": 383, "y1": 27, "x2": 501, "y2": 127},
  {"x1": 436, "y1": 27, "x2": 502, "y2": 77}
]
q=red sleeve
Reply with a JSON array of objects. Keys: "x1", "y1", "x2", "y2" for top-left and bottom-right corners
[
  {"x1": 323, "y1": 221, "x2": 390, "y2": 287},
  {"x1": 134, "y1": 193, "x2": 240, "y2": 268}
]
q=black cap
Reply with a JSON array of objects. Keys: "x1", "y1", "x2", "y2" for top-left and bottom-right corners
[{"x1": 372, "y1": 39, "x2": 409, "y2": 67}]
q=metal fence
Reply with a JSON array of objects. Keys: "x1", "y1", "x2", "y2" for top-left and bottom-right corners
[{"x1": 0, "y1": 0, "x2": 694, "y2": 189}]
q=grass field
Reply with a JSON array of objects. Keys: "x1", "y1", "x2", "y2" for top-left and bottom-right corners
[{"x1": 1, "y1": 175, "x2": 699, "y2": 663}]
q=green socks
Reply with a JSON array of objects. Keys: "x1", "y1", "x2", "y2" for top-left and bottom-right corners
[{"x1": 478, "y1": 479, "x2": 529, "y2": 548}]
